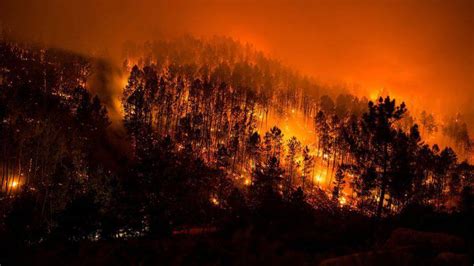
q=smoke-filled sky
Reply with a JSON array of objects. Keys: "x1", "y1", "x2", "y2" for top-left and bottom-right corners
[{"x1": 1, "y1": 0, "x2": 473, "y2": 124}]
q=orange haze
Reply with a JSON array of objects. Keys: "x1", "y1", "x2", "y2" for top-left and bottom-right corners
[{"x1": 1, "y1": 0, "x2": 473, "y2": 127}]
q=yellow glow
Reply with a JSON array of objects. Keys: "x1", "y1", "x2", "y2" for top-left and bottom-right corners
[
  {"x1": 9, "y1": 181, "x2": 19, "y2": 188},
  {"x1": 339, "y1": 196, "x2": 347, "y2": 205},
  {"x1": 256, "y1": 107, "x2": 316, "y2": 144},
  {"x1": 369, "y1": 90, "x2": 380, "y2": 101},
  {"x1": 210, "y1": 196, "x2": 219, "y2": 206},
  {"x1": 244, "y1": 178, "x2": 251, "y2": 186},
  {"x1": 315, "y1": 174, "x2": 323, "y2": 183}
]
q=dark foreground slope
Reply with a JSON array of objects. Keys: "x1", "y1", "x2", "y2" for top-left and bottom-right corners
[{"x1": 3, "y1": 203, "x2": 473, "y2": 265}]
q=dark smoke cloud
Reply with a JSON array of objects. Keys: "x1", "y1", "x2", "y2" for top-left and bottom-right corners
[{"x1": 1, "y1": 0, "x2": 473, "y2": 126}]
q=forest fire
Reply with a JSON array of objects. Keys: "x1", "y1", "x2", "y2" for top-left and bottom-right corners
[
  {"x1": 0, "y1": 0, "x2": 473, "y2": 265},
  {"x1": 8, "y1": 180, "x2": 18, "y2": 189},
  {"x1": 4, "y1": 178, "x2": 20, "y2": 190},
  {"x1": 1, "y1": 175, "x2": 23, "y2": 195}
]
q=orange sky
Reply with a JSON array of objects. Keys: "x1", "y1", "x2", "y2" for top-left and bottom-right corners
[{"x1": 1, "y1": 0, "x2": 473, "y2": 125}]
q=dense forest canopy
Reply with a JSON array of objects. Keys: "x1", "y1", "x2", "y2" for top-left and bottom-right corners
[
  {"x1": 0, "y1": 35, "x2": 472, "y2": 248},
  {"x1": 119, "y1": 36, "x2": 473, "y2": 213}
]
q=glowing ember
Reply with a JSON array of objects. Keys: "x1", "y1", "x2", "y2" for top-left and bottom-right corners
[
  {"x1": 339, "y1": 196, "x2": 347, "y2": 205},
  {"x1": 243, "y1": 178, "x2": 251, "y2": 186},
  {"x1": 210, "y1": 196, "x2": 220, "y2": 206},
  {"x1": 9, "y1": 180, "x2": 19, "y2": 188},
  {"x1": 314, "y1": 174, "x2": 323, "y2": 183}
]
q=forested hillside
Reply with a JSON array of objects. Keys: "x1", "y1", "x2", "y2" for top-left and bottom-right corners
[{"x1": 0, "y1": 36, "x2": 472, "y2": 265}]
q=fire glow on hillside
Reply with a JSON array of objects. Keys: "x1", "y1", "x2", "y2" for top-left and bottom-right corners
[{"x1": 0, "y1": 1, "x2": 472, "y2": 264}]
